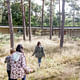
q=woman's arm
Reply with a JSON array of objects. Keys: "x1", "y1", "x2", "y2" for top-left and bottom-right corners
[
  {"x1": 4, "y1": 56, "x2": 8, "y2": 63},
  {"x1": 4, "y1": 58, "x2": 7, "y2": 63},
  {"x1": 21, "y1": 54, "x2": 33, "y2": 74},
  {"x1": 32, "y1": 47, "x2": 37, "y2": 56},
  {"x1": 42, "y1": 47, "x2": 45, "y2": 57}
]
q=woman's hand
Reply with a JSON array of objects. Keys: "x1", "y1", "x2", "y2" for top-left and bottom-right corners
[
  {"x1": 25, "y1": 68, "x2": 35, "y2": 74},
  {"x1": 29, "y1": 69, "x2": 35, "y2": 73}
]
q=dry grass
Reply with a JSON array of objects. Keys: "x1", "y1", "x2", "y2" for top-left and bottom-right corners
[{"x1": 0, "y1": 34, "x2": 80, "y2": 80}]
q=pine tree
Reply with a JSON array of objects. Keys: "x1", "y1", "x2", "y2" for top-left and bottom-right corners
[
  {"x1": 42, "y1": 0, "x2": 44, "y2": 29},
  {"x1": 7, "y1": 0, "x2": 14, "y2": 49},
  {"x1": 21, "y1": 0, "x2": 26, "y2": 40},
  {"x1": 29, "y1": 0, "x2": 31, "y2": 41},
  {"x1": 60, "y1": 0, "x2": 65, "y2": 48},
  {"x1": 50, "y1": 0, "x2": 53, "y2": 40}
]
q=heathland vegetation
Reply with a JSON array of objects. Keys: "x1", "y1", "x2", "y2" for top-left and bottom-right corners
[
  {"x1": 0, "y1": 0, "x2": 80, "y2": 80},
  {"x1": 0, "y1": 34, "x2": 80, "y2": 80}
]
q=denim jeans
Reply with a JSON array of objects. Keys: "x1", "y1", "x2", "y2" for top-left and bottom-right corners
[
  {"x1": 22, "y1": 75, "x2": 26, "y2": 80},
  {"x1": 38, "y1": 57, "x2": 42, "y2": 63}
]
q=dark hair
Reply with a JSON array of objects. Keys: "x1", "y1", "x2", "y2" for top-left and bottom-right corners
[
  {"x1": 37, "y1": 41, "x2": 41, "y2": 46},
  {"x1": 16, "y1": 44, "x2": 23, "y2": 52},
  {"x1": 10, "y1": 49, "x2": 15, "y2": 54}
]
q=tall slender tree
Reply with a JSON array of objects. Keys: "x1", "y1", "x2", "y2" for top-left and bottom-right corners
[
  {"x1": 21, "y1": 0, "x2": 26, "y2": 40},
  {"x1": 59, "y1": 0, "x2": 61, "y2": 37},
  {"x1": 29, "y1": 0, "x2": 31, "y2": 41},
  {"x1": 42, "y1": 0, "x2": 44, "y2": 29},
  {"x1": 60, "y1": 0, "x2": 65, "y2": 48},
  {"x1": 7, "y1": 0, "x2": 14, "y2": 49},
  {"x1": 72, "y1": 1, "x2": 75, "y2": 27},
  {"x1": 24, "y1": 6, "x2": 28, "y2": 36},
  {"x1": 50, "y1": 0, "x2": 53, "y2": 40},
  {"x1": 72, "y1": 10, "x2": 75, "y2": 27}
]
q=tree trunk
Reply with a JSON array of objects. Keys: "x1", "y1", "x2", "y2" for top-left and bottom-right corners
[
  {"x1": 24, "y1": 6, "x2": 28, "y2": 36},
  {"x1": 52, "y1": 1, "x2": 54, "y2": 36},
  {"x1": 21, "y1": 0, "x2": 26, "y2": 40},
  {"x1": 42, "y1": 0, "x2": 44, "y2": 29},
  {"x1": 60, "y1": 0, "x2": 65, "y2": 48},
  {"x1": 50, "y1": 0, "x2": 53, "y2": 40},
  {"x1": 59, "y1": 0, "x2": 61, "y2": 37},
  {"x1": 7, "y1": 0, "x2": 14, "y2": 49},
  {"x1": 73, "y1": 10, "x2": 75, "y2": 27},
  {"x1": 29, "y1": 0, "x2": 31, "y2": 41}
]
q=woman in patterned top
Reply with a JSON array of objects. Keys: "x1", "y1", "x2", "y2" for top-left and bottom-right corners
[
  {"x1": 10, "y1": 44, "x2": 33, "y2": 80},
  {"x1": 5, "y1": 49, "x2": 15, "y2": 80}
]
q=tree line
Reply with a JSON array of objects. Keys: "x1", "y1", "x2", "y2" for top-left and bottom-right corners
[
  {"x1": 6, "y1": 0, "x2": 66, "y2": 49},
  {"x1": 1, "y1": 0, "x2": 80, "y2": 26},
  {"x1": 1, "y1": 0, "x2": 80, "y2": 49}
]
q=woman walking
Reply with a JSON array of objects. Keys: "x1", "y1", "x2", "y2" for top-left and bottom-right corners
[
  {"x1": 5, "y1": 49, "x2": 15, "y2": 80},
  {"x1": 10, "y1": 44, "x2": 33, "y2": 80},
  {"x1": 32, "y1": 41, "x2": 45, "y2": 67}
]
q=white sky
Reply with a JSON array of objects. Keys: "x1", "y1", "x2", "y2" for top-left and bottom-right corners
[
  {"x1": 32, "y1": 0, "x2": 71, "y2": 13},
  {"x1": 32, "y1": 0, "x2": 42, "y2": 5},
  {"x1": 32, "y1": 0, "x2": 48, "y2": 11}
]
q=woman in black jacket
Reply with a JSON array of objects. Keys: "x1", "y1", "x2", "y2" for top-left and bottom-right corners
[{"x1": 32, "y1": 41, "x2": 45, "y2": 67}]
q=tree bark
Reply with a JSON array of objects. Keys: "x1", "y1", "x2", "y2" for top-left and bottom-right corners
[
  {"x1": 50, "y1": 0, "x2": 53, "y2": 40},
  {"x1": 42, "y1": 0, "x2": 44, "y2": 29},
  {"x1": 59, "y1": 0, "x2": 61, "y2": 37},
  {"x1": 29, "y1": 0, "x2": 31, "y2": 41},
  {"x1": 73, "y1": 10, "x2": 75, "y2": 27},
  {"x1": 21, "y1": 0, "x2": 26, "y2": 40},
  {"x1": 24, "y1": 6, "x2": 28, "y2": 36},
  {"x1": 60, "y1": 0, "x2": 65, "y2": 48},
  {"x1": 7, "y1": 0, "x2": 14, "y2": 49}
]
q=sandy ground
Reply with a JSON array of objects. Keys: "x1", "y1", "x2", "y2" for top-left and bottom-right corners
[{"x1": 0, "y1": 35, "x2": 80, "y2": 80}]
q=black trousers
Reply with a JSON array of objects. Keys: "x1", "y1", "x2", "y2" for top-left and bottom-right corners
[
  {"x1": 7, "y1": 70, "x2": 11, "y2": 80},
  {"x1": 7, "y1": 70, "x2": 26, "y2": 80}
]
